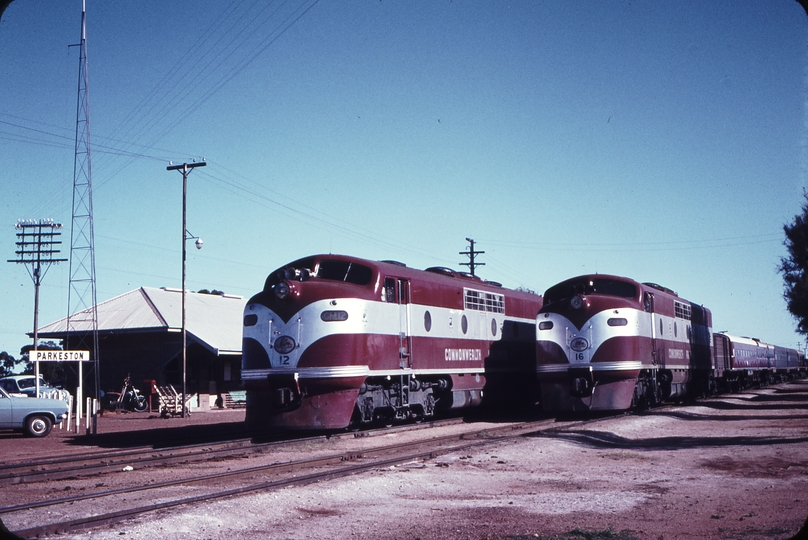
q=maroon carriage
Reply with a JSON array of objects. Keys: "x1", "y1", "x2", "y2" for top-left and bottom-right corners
[
  {"x1": 242, "y1": 254, "x2": 542, "y2": 430},
  {"x1": 713, "y1": 333, "x2": 804, "y2": 390}
]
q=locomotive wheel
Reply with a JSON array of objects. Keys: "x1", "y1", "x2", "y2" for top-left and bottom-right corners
[{"x1": 424, "y1": 394, "x2": 435, "y2": 416}]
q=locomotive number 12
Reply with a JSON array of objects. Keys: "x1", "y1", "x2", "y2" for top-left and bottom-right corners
[{"x1": 279, "y1": 355, "x2": 290, "y2": 365}]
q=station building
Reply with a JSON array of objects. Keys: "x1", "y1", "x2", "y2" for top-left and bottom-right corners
[{"x1": 35, "y1": 286, "x2": 246, "y2": 409}]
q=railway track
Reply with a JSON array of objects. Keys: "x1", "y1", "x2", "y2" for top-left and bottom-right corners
[
  {"x1": 3, "y1": 415, "x2": 567, "y2": 538},
  {"x1": 3, "y1": 385, "x2": 790, "y2": 538},
  {"x1": 0, "y1": 416, "x2": 470, "y2": 484}
]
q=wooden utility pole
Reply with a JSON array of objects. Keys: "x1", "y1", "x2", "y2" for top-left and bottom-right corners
[
  {"x1": 167, "y1": 160, "x2": 206, "y2": 418},
  {"x1": 8, "y1": 219, "x2": 68, "y2": 396},
  {"x1": 460, "y1": 237, "x2": 485, "y2": 277}
]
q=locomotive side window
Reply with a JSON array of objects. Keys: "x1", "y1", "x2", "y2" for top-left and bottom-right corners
[
  {"x1": 464, "y1": 288, "x2": 505, "y2": 313},
  {"x1": 384, "y1": 278, "x2": 396, "y2": 303},
  {"x1": 424, "y1": 311, "x2": 432, "y2": 332},
  {"x1": 383, "y1": 277, "x2": 410, "y2": 304},
  {"x1": 398, "y1": 280, "x2": 409, "y2": 303},
  {"x1": 674, "y1": 301, "x2": 692, "y2": 320}
]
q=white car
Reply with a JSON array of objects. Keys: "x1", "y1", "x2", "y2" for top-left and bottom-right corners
[
  {"x1": 0, "y1": 375, "x2": 70, "y2": 401},
  {"x1": 0, "y1": 387, "x2": 69, "y2": 437}
]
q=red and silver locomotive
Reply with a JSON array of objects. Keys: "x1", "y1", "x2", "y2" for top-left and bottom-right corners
[
  {"x1": 535, "y1": 274, "x2": 713, "y2": 412},
  {"x1": 242, "y1": 254, "x2": 542, "y2": 430}
]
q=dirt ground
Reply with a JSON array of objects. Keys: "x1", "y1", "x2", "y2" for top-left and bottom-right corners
[{"x1": 3, "y1": 382, "x2": 808, "y2": 540}]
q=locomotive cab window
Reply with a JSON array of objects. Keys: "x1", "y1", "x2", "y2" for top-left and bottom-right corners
[
  {"x1": 545, "y1": 278, "x2": 637, "y2": 304},
  {"x1": 317, "y1": 260, "x2": 372, "y2": 286}
]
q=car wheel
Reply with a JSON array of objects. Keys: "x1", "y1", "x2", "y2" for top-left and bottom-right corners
[{"x1": 25, "y1": 415, "x2": 53, "y2": 437}]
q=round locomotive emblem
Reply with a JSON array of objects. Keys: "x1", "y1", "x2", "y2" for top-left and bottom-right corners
[
  {"x1": 274, "y1": 335, "x2": 296, "y2": 354},
  {"x1": 569, "y1": 337, "x2": 589, "y2": 352}
]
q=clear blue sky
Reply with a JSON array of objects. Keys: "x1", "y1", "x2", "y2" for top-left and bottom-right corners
[{"x1": 1, "y1": 0, "x2": 806, "y2": 359}]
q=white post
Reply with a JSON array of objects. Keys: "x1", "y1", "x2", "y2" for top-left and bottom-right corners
[
  {"x1": 75, "y1": 356, "x2": 84, "y2": 433},
  {"x1": 92, "y1": 398, "x2": 98, "y2": 434},
  {"x1": 75, "y1": 386, "x2": 83, "y2": 434},
  {"x1": 66, "y1": 394, "x2": 73, "y2": 431},
  {"x1": 85, "y1": 396, "x2": 91, "y2": 430}
]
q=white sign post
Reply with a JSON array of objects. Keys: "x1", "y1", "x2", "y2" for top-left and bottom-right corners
[
  {"x1": 35, "y1": 350, "x2": 90, "y2": 362},
  {"x1": 36, "y1": 351, "x2": 91, "y2": 433}
]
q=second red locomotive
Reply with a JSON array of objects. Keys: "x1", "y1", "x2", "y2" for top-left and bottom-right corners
[
  {"x1": 536, "y1": 274, "x2": 713, "y2": 412},
  {"x1": 242, "y1": 254, "x2": 542, "y2": 430}
]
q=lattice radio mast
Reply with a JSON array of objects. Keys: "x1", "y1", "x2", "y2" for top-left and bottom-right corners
[{"x1": 67, "y1": 0, "x2": 100, "y2": 420}]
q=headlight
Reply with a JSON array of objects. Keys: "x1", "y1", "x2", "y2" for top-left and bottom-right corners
[
  {"x1": 570, "y1": 295, "x2": 585, "y2": 310},
  {"x1": 274, "y1": 281, "x2": 291, "y2": 300}
]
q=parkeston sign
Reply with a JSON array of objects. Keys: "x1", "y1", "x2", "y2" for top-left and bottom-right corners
[{"x1": 35, "y1": 350, "x2": 91, "y2": 362}]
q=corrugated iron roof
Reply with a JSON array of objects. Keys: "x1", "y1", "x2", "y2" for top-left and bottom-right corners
[{"x1": 36, "y1": 287, "x2": 247, "y2": 356}]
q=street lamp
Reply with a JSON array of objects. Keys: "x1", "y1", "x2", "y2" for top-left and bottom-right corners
[{"x1": 167, "y1": 160, "x2": 206, "y2": 417}]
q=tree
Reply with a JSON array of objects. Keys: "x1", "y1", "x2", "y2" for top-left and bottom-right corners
[
  {"x1": 19, "y1": 340, "x2": 63, "y2": 378},
  {"x1": 0, "y1": 351, "x2": 24, "y2": 378},
  {"x1": 779, "y1": 190, "x2": 808, "y2": 335}
]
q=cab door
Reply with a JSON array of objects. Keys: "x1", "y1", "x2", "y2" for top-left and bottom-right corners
[
  {"x1": 384, "y1": 277, "x2": 411, "y2": 368},
  {"x1": 644, "y1": 292, "x2": 658, "y2": 365}
]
